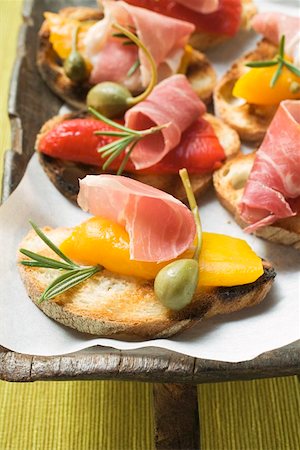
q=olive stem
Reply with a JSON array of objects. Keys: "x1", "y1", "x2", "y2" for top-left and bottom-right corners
[
  {"x1": 72, "y1": 25, "x2": 80, "y2": 53},
  {"x1": 179, "y1": 169, "x2": 202, "y2": 261},
  {"x1": 112, "y1": 23, "x2": 157, "y2": 106}
]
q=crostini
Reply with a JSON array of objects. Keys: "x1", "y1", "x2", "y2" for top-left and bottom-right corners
[
  {"x1": 37, "y1": 2, "x2": 217, "y2": 109},
  {"x1": 18, "y1": 172, "x2": 275, "y2": 338},
  {"x1": 214, "y1": 12, "x2": 300, "y2": 142},
  {"x1": 213, "y1": 100, "x2": 300, "y2": 250},
  {"x1": 36, "y1": 74, "x2": 240, "y2": 202}
]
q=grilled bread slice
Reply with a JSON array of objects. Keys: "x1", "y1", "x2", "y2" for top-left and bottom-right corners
[
  {"x1": 37, "y1": 7, "x2": 217, "y2": 109},
  {"x1": 189, "y1": 0, "x2": 257, "y2": 50},
  {"x1": 213, "y1": 153, "x2": 300, "y2": 250},
  {"x1": 36, "y1": 111, "x2": 240, "y2": 203},
  {"x1": 18, "y1": 226, "x2": 275, "y2": 339},
  {"x1": 214, "y1": 39, "x2": 278, "y2": 142}
]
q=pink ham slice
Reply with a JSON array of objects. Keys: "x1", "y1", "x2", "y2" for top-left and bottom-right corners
[
  {"x1": 239, "y1": 100, "x2": 300, "y2": 232},
  {"x1": 252, "y1": 12, "x2": 300, "y2": 58},
  {"x1": 77, "y1": 174, "x2": 196, "y2": 262},
  {"x1": 175, "y1": 0, "x2": 219, "y2": 14},
  {"x1": 85, "y1": 0, "x2": 195, "y2": 88},
  {"x1": 125, "y1": 74, "x2": 205, "y2": 169}
]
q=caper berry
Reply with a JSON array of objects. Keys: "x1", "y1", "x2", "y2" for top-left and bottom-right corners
[
  {"x1": 64, "y1": 51, "x2": 88, "y2": 83},
  {"x1": 154, "y1": 259, "x2": 199, "y2": 311},
  {"x1": 87, "y1": 82, "x2": 132, "y2": 118}
]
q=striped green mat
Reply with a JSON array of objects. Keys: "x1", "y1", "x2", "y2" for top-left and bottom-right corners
[
  {"x1": 0, "y1": 2, "x2": 299, "y2": 449},
  {"x1": 1, "y1": 377, "x2": 299, "y2": 449}
]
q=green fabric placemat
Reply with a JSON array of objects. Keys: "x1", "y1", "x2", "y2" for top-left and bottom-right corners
[
  {"x1": 0, "y1": 2, "x2": 299, "y2": 450},
  {"x1": 1, "y1": 378, "x2": 299, "y2": 450}
]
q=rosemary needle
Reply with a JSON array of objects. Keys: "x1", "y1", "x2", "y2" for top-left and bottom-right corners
[
  {"x1": 20, "y1": 222, "x2": 102, "y2": 303},
  {"x1": 245, "y1": 35, "x2": 300, "y2": 88}
]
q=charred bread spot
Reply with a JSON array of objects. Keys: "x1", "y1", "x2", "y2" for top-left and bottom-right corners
[
  {"x1": 216, "y1": 265, "x2": 276, "y2": 302},
  {"x1": 39, "y1": 153, "x2": 102, "y2": 202}
]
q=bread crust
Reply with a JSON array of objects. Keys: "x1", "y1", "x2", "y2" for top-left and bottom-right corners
[
  {"x1": 214, "y1": 39, "x2": 279, "y2": 142},
  {"x1": 18, "y1": 227, "x2": 275, "y2": 339},
  {"x1": 213, "y1": 153, "x2": 300, "y2": 250},
  {"x1": 36, "y1": 111, "x2": 240, "y2": 203},
  {"x1": 37, "y1": 7, "x2": 216, "y2": 108}
]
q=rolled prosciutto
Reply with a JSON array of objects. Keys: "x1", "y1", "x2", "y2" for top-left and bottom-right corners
[
  {"x1": 85, "y1": 0, "x2": 194, "y2": 89},
  {"x1": 125, "y1": 74, "x2": 205, "y2": 169},
  {"x1": 78, "y1": 174, "x2": 196, "y2": 262},
  {"x1": 239, "y1": 100, "x2": 300, "y2": 232}
]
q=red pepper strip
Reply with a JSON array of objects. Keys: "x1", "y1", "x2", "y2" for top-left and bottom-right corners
[
  {"x1": 38, "y1": 117, "x2": 225, "y2": 174},
  {"x1": 121, "y1": 0, "x2": 242, "y2": 36}
]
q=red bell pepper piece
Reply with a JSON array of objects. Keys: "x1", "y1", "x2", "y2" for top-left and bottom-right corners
[{"x1": 38, "y1": 116, "x2": 225, "y2": 174}]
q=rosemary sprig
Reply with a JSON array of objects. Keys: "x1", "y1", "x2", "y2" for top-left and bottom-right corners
[
  {"x1": 245, "y1": 35, "x2": 300, "y2": 88},
  {"x1": 20, "y1": 222, "x2": 102, "y2": 303},
  {"x1": 89, "y1": 106, "x2": 170, "y2": 175}
]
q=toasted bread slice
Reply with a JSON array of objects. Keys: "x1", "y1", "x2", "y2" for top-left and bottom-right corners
[
  {"x1": 213, "y1": 153, "x2": 300, "y2": 250},
  {"x1": 214, "y1": 39, "x2": 279, "y2": 142},
  {"x1": 189, "y1": 0, "x2": 257, "y2": 50},
  {"x1": 37, "y1": 7, "x2": 217, "y2": 109},
  {"x1": 18, "y1": 226, "x2": 275, "y2": 339},
  {"x1": 36, "y1": 111, "x2": 240, "y2": 203}
]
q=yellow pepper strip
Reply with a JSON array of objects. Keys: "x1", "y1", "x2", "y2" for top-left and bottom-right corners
[
  {"x1": 60, "y1": 217, "x2": 264, "y2": 287},
  {"x1": 44, "y1": 12, "x2": 95, "y2": 61},
  {"x1": 233, "y1": 64, "x2": 300, "y2": 106},
  {"x1": 178, "y1": 45, "x2": 194, "y2": 74}
]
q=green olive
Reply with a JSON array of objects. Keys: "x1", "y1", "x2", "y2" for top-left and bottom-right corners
[
  {"x1": 86, "y1": 82, "x2": 132, "y2": 118},
  {"x1": 154, "y1": 259, "x2": 199, "y2": 311},
  {"x1": 64, "y1": 51, "x2": 88, "y2": 83}
]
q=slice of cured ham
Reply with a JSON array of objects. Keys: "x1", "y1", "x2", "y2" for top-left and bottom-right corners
[
  {"x1": 85, "y1": 0, "x2": 194, "y2": 88},
  {"x1": 252, "y1": 13, "x2": 300, "y2": 60},
  {"x1": 125, "y1": 74, "x2": 205, "y2": 169},
  {"x1": 175, "y1": 0, "x2": 219, "y2": 14},
  {"x1": 116, "y1": 0, "x2": 242, "y2": 36},
  {"x1": 239, "y1": 100, "x2": 300, "y2": 232},
  {"x1": 78, "y1": 174, "x2": 196, "y2": 262}
]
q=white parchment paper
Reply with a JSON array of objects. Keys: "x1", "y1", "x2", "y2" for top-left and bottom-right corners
[{"x1": 0, "y1": 0, "x2": 299, "y2": 361}]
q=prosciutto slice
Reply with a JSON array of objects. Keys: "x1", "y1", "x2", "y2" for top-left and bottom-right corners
[
  {"x1": 175, "y1": 0, "x2": 219, "y2": 14},
  {"x1": 239, "y1": 100, "x2": 300, "y2": 232},
  {"x1": 78, "y1": 174, "x2": 196, "y2": 262},
  {"x1": 252, "y1": 13, "x2": 300, "y2": 62},
  {"x1": 85, "y1": 0, "x2": 194, "y2": 88},
  {"x1": 113, "y1": 0, "x2": 242, "y2": 36},
  {"x1": 125, "y1": 74, "x2": 205, "y2": 169}
]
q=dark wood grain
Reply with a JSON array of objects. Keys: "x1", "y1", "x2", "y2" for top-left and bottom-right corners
[
  {"x1": 1, "y1": 0, "x2": 299, "y2": 386},
  {"x1": 153, "y1": 384, "x2": 200, "y2": 450}
]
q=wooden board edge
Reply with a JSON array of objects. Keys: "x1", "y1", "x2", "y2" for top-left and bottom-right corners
[{"x1": 0, "y1": 341, "x2": 299, "y2": 383}]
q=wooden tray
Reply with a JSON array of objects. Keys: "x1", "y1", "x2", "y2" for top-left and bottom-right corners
[{"x1": 1, "y1": 1, "x2": 299, "y2": 448}]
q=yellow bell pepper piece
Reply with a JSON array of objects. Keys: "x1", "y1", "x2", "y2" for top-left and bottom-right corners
[
  {"x1": 233, "y1": 64, "x2": 300, "y2": 106},
  {"x1": 44, "y1": 12, "x2": 95, "y2": 60},
  {"x1": 60, "y1": 217, "x2": 264, "y2": 287},
  {"x1": 178, "y1": 45, "x2": 194, "y2": 74}
]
